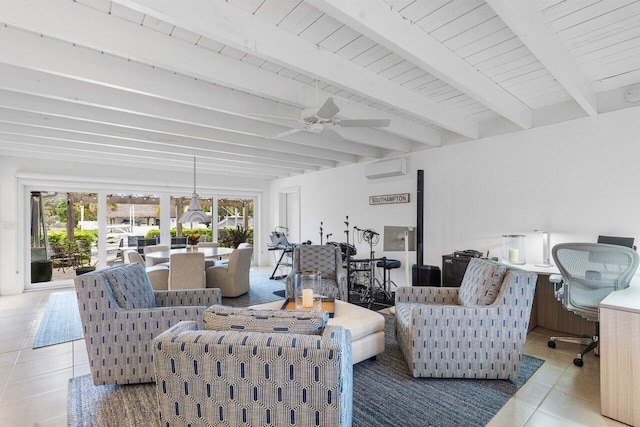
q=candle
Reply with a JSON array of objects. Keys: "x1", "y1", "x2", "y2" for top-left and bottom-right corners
[
  {"x1": 302, "y1": 288, "x2": 314, "y2": 308},
  {"x1": 508, "y1": 248, "x2": 519, "y2": 262}
]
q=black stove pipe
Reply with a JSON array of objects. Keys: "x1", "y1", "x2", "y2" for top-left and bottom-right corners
[
  {"x1": 412, "y1": 169, "x2": 441, "y2": 286},
  {"x1": 416, "y1": 169, "x2": 424, "y2": 270}
]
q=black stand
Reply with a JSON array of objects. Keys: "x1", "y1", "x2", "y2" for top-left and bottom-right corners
[
  {"x1": 269, "y1": 246, "x2": 292, "y2": 279},
  {"x1": 348, "y1": 227, "x2": 392, "y2": 308}
]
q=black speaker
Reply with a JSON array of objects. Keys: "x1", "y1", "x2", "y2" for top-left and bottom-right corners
[
  {"x1": 442, "y1": 254, "x2": 472, "y2": 287},
  {"x1": 412, "y1": 264, "x2": 441, "y2": 286}
]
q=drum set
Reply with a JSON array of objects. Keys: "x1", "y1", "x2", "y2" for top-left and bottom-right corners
[{"x1": 326, "y1": 216, "x2": 398, "y2": 308}]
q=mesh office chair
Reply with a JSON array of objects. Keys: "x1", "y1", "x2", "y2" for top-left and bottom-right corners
[{"x1": 548, "y1": 243, "x2": 639, "y2": 366}]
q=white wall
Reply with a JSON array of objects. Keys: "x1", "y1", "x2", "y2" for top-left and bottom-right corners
[
  {"x1": 269, "y1": 106, "x2": 640, "y2": 287},
  {"x1": 0, "y1": 156, "x2": 270, "y2": 295},
  {"x1": 0, "y1": 156, "x2": 21, "y2": 295}
]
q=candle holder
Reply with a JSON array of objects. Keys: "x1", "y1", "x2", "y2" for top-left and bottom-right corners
[
  {"x1": 294, "y1": 270, "x2": 322, "y2": 311},
  {"x1": 502, "y1": 234, "x2": 526, "y2": 265}
]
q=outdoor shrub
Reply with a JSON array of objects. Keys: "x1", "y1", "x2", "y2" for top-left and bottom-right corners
[
  {"x1": 145, "y1": 229, "x2": 161, "y2": 240},
  {"x1": 74, "y1": 230, "x2": 97, "y2": 246},
  {"x1": 48, "y1": 230, "x2": 96, "y2": 247},
  {"x1": 219, "y1": 226, "x2": 253, "y2": 248},
  {"x1": 148, "y1": 228, "x2": 212, "y2": 241}
]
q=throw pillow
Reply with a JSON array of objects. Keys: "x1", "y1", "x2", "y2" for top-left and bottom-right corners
[
  {"x1": 204, "y1": 305, "x2": 328, "y2": 335},
  {"x1": 458, "y1": 258, "x2": 506, "y2": 306},
  {"x1": 104, "y1": 263, "x2": 156, "y2": 309}
]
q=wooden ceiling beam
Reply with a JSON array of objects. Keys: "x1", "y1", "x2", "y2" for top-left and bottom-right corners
[
  {"x1": 0, "y1": 2, "x2": 439, "y2": 147},
  {"x1": 487, "y1": 0, "x2": 598, "y2": 116},
  {"x1": 310, "y1": 0, "x2": 532, "y2": 129},
  {"x1": 112, "y1": 0, "x2": 478, "y2": 138},
  {"x1": 0, "y1": 63, "x2": 374, "y2": 161},
  {"x1": 0, "y1": 108, "x2": 341, "y2": 168}
]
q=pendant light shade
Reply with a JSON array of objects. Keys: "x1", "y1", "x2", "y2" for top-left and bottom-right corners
[{"x1": 179, "y1": 157, "x2": 209, "y2": 224}]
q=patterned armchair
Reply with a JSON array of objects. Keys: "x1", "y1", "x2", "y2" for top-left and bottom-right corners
[
  {"x1": 395, "y1": 258, "x2": 537, "y2": 379},
  {"x1": 153, "y1": 305, "x2": 353, "y2": 426},
  {"x1": 286, "y1": 244, "x2": 348, "y2": 300},
  {"x1": 74, "y1": 262, "x2": 221, "y2": 385}
]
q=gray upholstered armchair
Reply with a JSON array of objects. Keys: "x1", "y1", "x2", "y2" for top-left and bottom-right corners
[
  {"x1": 395, "y1": 258, "x2": 537, "y2": 379},
  {"x1": 74, "y1": 262, "x2": 221, "y2": 385},
  {"x1": 286, "y1": 244, "x2": 347, "y2": 300},
  {"x1": 153, "y1": 305, "x2": 353, "y2": 426}
]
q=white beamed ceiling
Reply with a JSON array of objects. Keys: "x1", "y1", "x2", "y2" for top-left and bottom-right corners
[{"x1": 0, "y1": 0, "x2": 639, "y2": 181}]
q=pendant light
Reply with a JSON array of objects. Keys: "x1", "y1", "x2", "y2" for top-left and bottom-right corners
[{"x1": 178, "y1": 156, "x2": 209, "y2": 224}]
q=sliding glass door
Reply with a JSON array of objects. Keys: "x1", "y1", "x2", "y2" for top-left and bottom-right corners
[
  {"x1": 24, "y1": 182, "x2": 261, "y2": 291},
  {"x1": 29, "y1": 191, "x2": 98, "y2": 285}
]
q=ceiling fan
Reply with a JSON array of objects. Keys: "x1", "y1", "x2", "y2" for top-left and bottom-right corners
[{"x1": 272, "y1": 97, "x2": 391, "y2": 139}]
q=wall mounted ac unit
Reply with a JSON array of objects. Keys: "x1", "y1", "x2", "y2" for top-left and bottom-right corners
[{"x1": 365, "y1": 159, "x2": 407, "y2": 179}]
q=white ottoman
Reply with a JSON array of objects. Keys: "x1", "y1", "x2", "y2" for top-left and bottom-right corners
[{"x1": 250, "y1": 299, "x2": 386, "y2": 364}]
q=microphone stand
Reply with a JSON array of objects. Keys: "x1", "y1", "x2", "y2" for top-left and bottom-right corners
[
  {"x1": 344, "y1": 216, "x2": 350, "y2": 255},
  {"x1": 344, "y1": 216, "x2": 352, "y2": 292},
  {"x1": 354, "y1": 226, "x2": 384, "y2": 308}
]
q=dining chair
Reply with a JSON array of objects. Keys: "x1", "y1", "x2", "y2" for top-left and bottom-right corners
[
  {"x1": 143, "y1": 244, "x2": 169, "y2": 267},
  {"x1": 206, "y1": 247, "x2": 253, "y2": 297},
  {"x1": 169, "y1": 252, "x2": 206, "y2": 290},
  {"x1": 198, "y1": 242, "x2": 220, "y2": 268},
  {"x1": 197, "y1": 242, "x2": 219, "y2": 248},
  {"x1": 170, "y1": 236, "x2": 188, "y2": 249},
  {"x1": 124, "y1": 249, "x2": 170, "y2": 291}
]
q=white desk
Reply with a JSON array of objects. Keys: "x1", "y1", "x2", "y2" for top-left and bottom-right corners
[
  {"x1": 599, "y1": 286, "x2": 640, "y2": 426},
  {"x1": 517, "y1": 263, "x2": 560, "y2": 275},
  {"x1": 513, "y1": 262, "x2": 593, "y2": 335}
]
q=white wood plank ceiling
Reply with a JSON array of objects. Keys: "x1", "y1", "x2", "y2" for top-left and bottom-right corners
[{"x1": 0, "y1": 0, "x2": 639, "y2": 181}]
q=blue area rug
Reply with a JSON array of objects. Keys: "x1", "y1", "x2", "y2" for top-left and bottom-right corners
[
  {"x1": 33, "y1": 292, "x2": 82, "y2": 348},
  {"x1": 68, "y1": 314, "x2": 544, "y2": 427}
]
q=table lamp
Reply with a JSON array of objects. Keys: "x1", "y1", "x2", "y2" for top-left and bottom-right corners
[{"x1": 534, "y1": 230, "x2": 553, "y2": 267}]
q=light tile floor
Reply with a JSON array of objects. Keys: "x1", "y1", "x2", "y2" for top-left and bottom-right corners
[{"x1": 0, "y1": 282, "x2": 627, "y2": 427}]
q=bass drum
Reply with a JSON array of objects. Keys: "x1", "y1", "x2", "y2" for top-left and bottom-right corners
[{"x1": 328, "y1": 242, "x2": 357, "y2": 261}]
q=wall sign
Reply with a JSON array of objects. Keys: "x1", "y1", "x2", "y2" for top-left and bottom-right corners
[{"x1": 369, "y1": 193, "x2": 410, "y2": 205}]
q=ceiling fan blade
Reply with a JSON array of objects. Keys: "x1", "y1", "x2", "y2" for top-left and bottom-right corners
[
  {"x1": 316, "y1": 97, "x2": 340, "y2": 120},
  {"x1": 272, "y1": 128, "x2": 305, "y2": 139},
  {"x1": 336, "y1": 118, "x2": 391, "y2": 128}
]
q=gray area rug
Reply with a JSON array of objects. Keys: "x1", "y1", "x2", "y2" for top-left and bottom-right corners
[
  {"x1": 68, "y1": 314, "x2": 544, "y2": 427},
  {"x1": 222, "y1": 269, "x2": 285, "y2": 307},
  {"x1": 33, "y1": 292, "x2": 83, "y2": 348}
]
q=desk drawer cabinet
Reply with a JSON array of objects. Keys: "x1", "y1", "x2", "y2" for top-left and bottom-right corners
[
  {"x1": 599, "y1": 284, "x2": 640, "y2": 427},
  {"x1": 600, "y1": 290, "x2": 640, "y2": 426}
]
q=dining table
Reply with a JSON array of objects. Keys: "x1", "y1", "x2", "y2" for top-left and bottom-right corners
[{"x1": 144, "y1": 247, "x2": 234, "y2": 263}]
